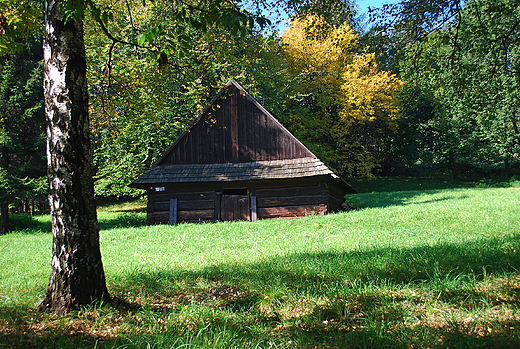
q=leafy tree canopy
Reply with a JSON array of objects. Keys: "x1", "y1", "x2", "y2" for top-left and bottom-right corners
[{"x1": 281, "y1": 15, "x2": 404, "y2": 176}]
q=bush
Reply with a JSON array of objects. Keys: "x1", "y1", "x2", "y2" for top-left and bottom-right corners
[{"x1": 9, "y1": 214, "x2": 41, "y2": 231}]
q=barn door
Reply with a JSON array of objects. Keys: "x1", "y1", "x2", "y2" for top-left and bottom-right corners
[{"x1": 221, "y1": 195, "x2": 250, "y2": 221}]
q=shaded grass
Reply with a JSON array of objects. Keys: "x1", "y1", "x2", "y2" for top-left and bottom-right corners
[
  {"x1": 8, "y1": 214, "x2": 51, "y2": 232},
  {"x1": 1, "y1": 184, "x2": 520, "y2": 348}
]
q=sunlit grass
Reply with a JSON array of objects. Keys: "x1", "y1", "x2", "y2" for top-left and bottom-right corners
[{"x1": 1, "y1": 181, "x2": 520, "y2": 348}]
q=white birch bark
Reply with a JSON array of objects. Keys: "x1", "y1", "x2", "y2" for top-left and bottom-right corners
[{"x1": 40, "y1": 0, "x2": 109, "y2": 314}]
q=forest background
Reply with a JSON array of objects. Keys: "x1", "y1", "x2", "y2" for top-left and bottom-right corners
[{"x1": 1, "y1": 0, "x2": 519, "y2": 225}]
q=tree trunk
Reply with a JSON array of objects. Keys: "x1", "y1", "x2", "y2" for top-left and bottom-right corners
[
  {"x1": 0, "y1": 142, "x2": 8, "y2": 234},
  {"x1": 449, "y1": 151, "x2": 458, "y2": 181},
  {"x1": 22, "y1": 198, "x2": 28, "y2": 213},
  {"x1": 0, "y1": 135, "x2": 9, "y2": 234},
  {"x1": 0, "y1": 201, "x2": 8, "y2": 235},
  {"x1": 39, "y1": 0, "x2": 110, "y2": 315}
]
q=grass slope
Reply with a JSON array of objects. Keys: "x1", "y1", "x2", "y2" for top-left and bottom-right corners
[{"x1": 1, "y1": 180, "x2": 520, "y2": 348}]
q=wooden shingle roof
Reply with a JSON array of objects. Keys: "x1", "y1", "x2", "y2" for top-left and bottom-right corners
[{"x1": 131, "y1": 157, "x2": 356, "y2": 193}]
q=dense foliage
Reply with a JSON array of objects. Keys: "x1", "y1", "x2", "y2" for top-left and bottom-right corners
[
  {"x1": 2, "y1": 0, "x2": 519, "y2": 201},
  {"x1": 84, "y1": 0, "x2": 277, "y2": 196},
  {"x1": 279, "y1": 15, "x2": 404, "y2": 176},
  {"x1": 379, "y1": 0, "x2": 520, "y2": 178},
  {"x1": 0, "y1": 37, "x2": 46, "y2": 232}
]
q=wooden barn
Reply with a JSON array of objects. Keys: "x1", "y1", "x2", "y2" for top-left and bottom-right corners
[{"x1": 130, "y1": 79, "x2": 356, "y2": 224}]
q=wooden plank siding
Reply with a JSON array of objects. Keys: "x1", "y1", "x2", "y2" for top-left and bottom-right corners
[
  {"x1": 258, "y1": 205, "x2": 327, "y2": 219},
  {"x1": 147, "y1": 188, "x2": 218, "y2": 224},
  {"x1": 145, "y1": 178, "x2": 342, "y2": 223},
  {"x1": 255, "y1": 183, "x2": 327, "y2": 219},
  {"x1": 324, "y1": 179, "x2": 349, "y2": 212},
  {"x1": 158, "y1": 85, "x2": 313, "y2": 166}
]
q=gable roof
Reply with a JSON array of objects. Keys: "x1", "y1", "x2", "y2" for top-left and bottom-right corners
[
  {"x1": 153, "y1": 79, "x2": 315, "y2": 166},
  {"x1": 131, "y1": 80, "x2": 355, "y2": 193}
]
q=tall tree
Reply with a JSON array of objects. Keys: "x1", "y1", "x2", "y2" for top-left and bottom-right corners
[
  {"x1": 280, "y1": 15, "x2": 404, "y2": 176},
  {"x1": 39, "y1": 0, "x2": 110, "y2": 314},
  {"x1": 395, "y1": 0, "x2": 520, "y2": 178}
]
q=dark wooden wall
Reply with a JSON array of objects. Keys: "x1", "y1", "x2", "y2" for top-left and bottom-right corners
[
  {"x1": 146, "y1": 188, "x2": 217, "y2": 224},
  {"x1": 158, "y1": 85, "x2": 313, "y2": 165},
  {"x1": 255, "y1": 184, "x2": 327, "y2": 219},
  {"x1": 146, "y1": 178, "x2": 342, "y2": 224}
]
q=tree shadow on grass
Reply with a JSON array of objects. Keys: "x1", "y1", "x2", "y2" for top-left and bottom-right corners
[
  {"x1": 347, "y1": 189, "x2": 470, "y2": 210},
  {"x1": 7, "y1": 214, "x2": 51, "y2": 233},
  {"x1": 3, "y1": 211, "x2": 147, "y2": 235},
  {"x1": 107, "y1": 232, "x2": 520, "y2": 348},
  {"x1": 125, "y1": 232, "x2": 520, "y2": 298},
  {"x1": 347, "y1": 176, "x2": 519, "y2": 210},
  {"x1": 97, "y1": 212, "x2": 147, "y2": 231},
  {"x1": 349, "y1": 176, "x2": 518, "y2": 194},
  {"x1": 2, "y1": 233, "x2": 519, "y2": 348}
]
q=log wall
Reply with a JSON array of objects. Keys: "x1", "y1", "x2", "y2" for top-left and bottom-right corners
[
  {"x1": 146, "y1": 188, "x2": 218, "y2": 224},
  {"x1": 254, "y1": 184, "x2": 327, "y2": 219},
  {"x1": 146, "y1": 177, "x2": 345, "y2": 224}
]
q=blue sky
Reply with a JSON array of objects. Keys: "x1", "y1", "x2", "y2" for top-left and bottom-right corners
[
  {"x1": 263, "y1": 0, "x2": 400, "y2": 32},
  {"x1": 356, "y1": 0, "x2": 398, "y2": 15}
]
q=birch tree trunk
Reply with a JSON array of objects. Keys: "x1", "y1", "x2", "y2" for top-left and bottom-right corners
[{"x1": 39, "y1": 0, "x2": 110, "y2": 315}]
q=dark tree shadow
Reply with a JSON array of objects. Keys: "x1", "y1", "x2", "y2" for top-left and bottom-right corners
[
  {"x1": 104, "y1": 232, "x2": 520, "y2": 348},
  {"x1": 3, "y1": 230, "x2": 519, "y2": 348},
  {"x1": 345, "y1": 188, "x2": 471, "y2": 210},
  {"x1": 121, "y1": 232, "x2": 520, "y2": 295},
  {"x1": 97, "y1": 212, "x2": 147, "y2": 231},
  {"x1": 6, "y1": 214, "x2": 51, "y2": 234}
]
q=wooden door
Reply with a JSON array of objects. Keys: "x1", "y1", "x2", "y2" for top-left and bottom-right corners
[{"x1": 221, "y1": 195, "x2": 250, "y2": 221}]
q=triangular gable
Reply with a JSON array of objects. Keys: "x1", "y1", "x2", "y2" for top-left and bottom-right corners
[{"x1": 154, "y1": 79, "x2": 315, "y2": 166}]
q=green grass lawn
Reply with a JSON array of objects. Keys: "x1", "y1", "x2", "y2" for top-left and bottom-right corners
[{"x1": 1, "y1": 179, "x2": 520, "y2": 348}]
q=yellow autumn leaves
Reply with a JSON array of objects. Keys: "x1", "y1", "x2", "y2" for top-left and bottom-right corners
[{"x1": 282, "y1": 15, "x2": 404, "y2": 132}]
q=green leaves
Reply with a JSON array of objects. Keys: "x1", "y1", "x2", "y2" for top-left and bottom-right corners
[
  {"x1": 0, "y1": 0, "x2": 41, "y2": 55},
  {"x1": 136, "y1": 24, "x2": 165, "y2": 46},
  {"x1": 89, "y1": 3, "x2": 114, "y2": 29},
  {"x1": 281, "y1": 15, "x2": 404, "y2": 177},
  {"x1": 395, "y1": 0, "x2": 520, "y2": 178},
  {"x1": 0, "y1": 37, "x2": 46, "y2": 207}
]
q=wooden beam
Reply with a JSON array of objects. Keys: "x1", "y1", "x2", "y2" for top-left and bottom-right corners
[
  {"x1": 178, "y1": 209, "x2": 215, "y2": 221},
  {"x1": 169, "y1": 198, "x2": 178, "y2": 225},
  {"x1": 258, "y1": 204, "x2": 327, "y2": 218},
  {"x1": 215, "y1": 194, "x2": 221, "y2": 221},
  {"x1": 251, "y1": 196, "x2": 257, "y2": 222},
  {"x1": 154, "y1": 199, "x2": 214, "y2": 211},
  {"x1": 257, "y1": 195, "x2": 322, "y2": 208}
]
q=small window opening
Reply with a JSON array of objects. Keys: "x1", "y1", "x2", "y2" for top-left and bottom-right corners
[{"x1": 222, "y1": 188, "x2": 247, "y2": 195}]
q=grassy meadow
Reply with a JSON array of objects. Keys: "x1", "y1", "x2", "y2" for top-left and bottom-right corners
[{"x1": 1, "y1": 178, "x2": 520, "y2": 348}]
